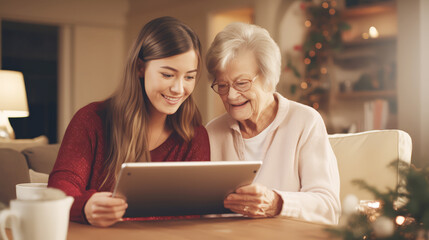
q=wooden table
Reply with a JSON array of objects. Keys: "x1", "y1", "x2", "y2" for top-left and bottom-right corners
[
  {"x1": 67, "y1": 216, "x2": 336, "y2": 240},
  {"x1": 6, "y1": 216, "x2": 338, "y2": 239}
]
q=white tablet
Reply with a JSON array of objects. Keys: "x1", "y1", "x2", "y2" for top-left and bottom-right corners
[{"x1": 112, "y1": 161, "x2": 261, "y2": 218}]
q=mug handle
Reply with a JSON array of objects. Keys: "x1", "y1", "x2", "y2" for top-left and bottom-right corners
[{"x1": 0, "y1": 209, "x2": 17, "y2": 240}]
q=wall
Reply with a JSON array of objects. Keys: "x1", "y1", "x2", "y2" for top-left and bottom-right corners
[
  {"x1": 72, "y1": 26, "x2": 124, "y2": 110},
  {"x1": 421, "y1": 0, "x2": 429, "y2": 167},
  {"x1": 397, "y1": 0, "x2": 429, "y2": 167},
  {"x1": 0, "y1": 0, "x2": 128, "y2": 141}
]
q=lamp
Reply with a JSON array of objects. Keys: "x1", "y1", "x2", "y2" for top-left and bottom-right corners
[{"x1": 0, "y1": 70, "x2": 29, "y2": 139}]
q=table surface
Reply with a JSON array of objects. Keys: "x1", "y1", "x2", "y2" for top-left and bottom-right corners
[
  {"x1": 67, "y1": 216, "x2": 337, "y2": 240},
  {"x1": 6, "y1": 216, "x2": 338, "y2": 240}
]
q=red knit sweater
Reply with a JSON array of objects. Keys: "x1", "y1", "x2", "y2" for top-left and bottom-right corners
[{"x1": 48, "y1": 102, "x2": 210, "y2": 223}]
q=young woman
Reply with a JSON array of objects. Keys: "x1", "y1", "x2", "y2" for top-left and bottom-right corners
[{"x1": 48, "y1": 16, "x2": 210, "y2": 227}]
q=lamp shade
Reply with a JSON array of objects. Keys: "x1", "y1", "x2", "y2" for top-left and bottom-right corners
[{"x1": 0, "y1": 70, "x2": 29, "y2": 117}]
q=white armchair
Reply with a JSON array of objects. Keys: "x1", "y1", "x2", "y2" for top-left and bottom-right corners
[{"x1": 329, "y1": 130, "x2": 412, "y2": 202}]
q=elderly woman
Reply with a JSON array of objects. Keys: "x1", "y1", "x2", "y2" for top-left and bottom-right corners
[{"x1": 206, "y1": 22, "x2": 340, "y2": 224}]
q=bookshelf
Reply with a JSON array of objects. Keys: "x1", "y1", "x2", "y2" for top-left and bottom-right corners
[
  {"x1": 327, "y1": 1, "x2": 398, "y2": 133},
  {"x1": 336, "y1": 90, "x2": 396, "y2": 100}
]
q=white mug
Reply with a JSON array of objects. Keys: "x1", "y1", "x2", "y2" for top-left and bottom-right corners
[
  {"x1": 15, "y1": 183, "x2": 48, "y2": 200},
  {"x1": 0, "y1": 188, "x2": 74, "y2": 240}
]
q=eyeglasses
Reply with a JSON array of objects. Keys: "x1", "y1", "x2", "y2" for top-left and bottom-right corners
[{"x1": 211, "y1": 76, "x2": 257, "y2": 95}]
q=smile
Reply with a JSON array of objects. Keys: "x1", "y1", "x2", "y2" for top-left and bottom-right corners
[
  {"x1": 162, "y1": 94, "x2": 182, "y2": 104},
  {"x1": 231, "y1": 101, "x2": 248, "y2": 107}
]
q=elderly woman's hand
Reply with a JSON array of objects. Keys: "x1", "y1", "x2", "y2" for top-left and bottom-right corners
[
  {"x1": 224, "y1": 184, "x2": 283, "y2": 218},
  {"x1": 84, "y1": 192, "x2": 128, "y2": 227}
]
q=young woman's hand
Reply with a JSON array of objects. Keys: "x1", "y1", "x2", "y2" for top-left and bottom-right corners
[
  {"x1": 223, "y1": 184, "x2": 283, "y2": 218},
  {"x1": 84, "y1": 192, "x2": 128, "y2": 227}
]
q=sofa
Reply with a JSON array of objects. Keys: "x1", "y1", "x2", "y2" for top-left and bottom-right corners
[
  {"x1": 329, "y1": 130, "x2": 412, "y2": 201},
  {"x1": 0, "y1": 130, "x2": 412, "y2": 207},
  {"x1": 0, "y1": 136, "x2": 59, "y2": 206}
]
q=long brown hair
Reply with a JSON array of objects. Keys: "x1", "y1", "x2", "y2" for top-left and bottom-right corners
[{"x1": 101, "y1": 17, "x2": 202, "y2": 189}]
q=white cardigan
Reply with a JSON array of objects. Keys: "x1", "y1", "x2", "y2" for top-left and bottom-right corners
[{"x1": 206, "y1": 93, "x2": 341, "y2": 224}]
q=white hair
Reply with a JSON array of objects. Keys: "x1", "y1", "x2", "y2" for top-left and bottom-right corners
[{"x1": 206, "y1": 22, "x2": 281, "y2": 92}]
